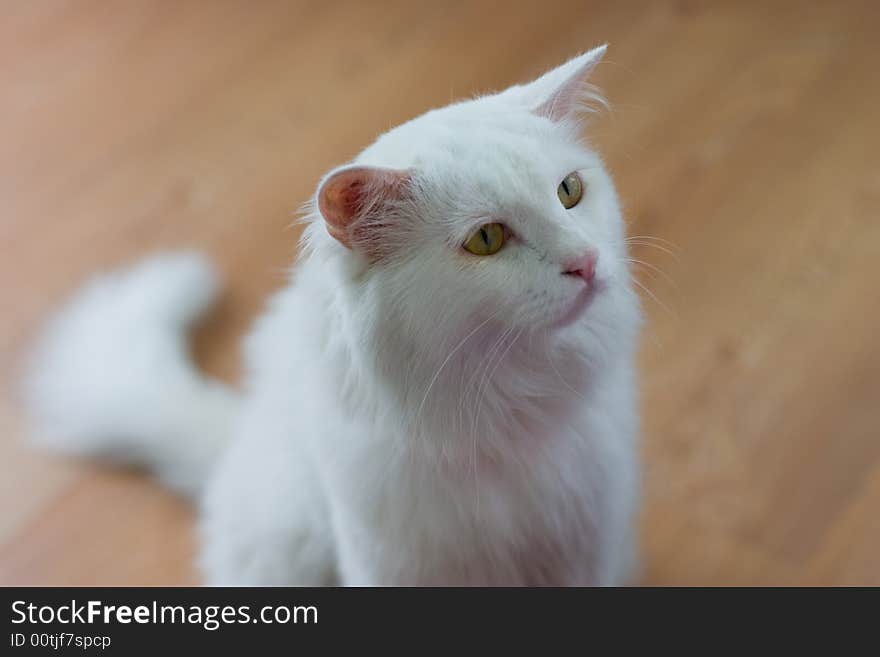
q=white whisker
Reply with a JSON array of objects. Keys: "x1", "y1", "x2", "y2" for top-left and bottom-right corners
[{"x1": 632, "y1": 276, "x2": 677, "y2": 319}]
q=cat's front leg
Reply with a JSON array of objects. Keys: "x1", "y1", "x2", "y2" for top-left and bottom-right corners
[
  {"x1": 198, "y1": 510, "x2": 337, "y2": 586},
  {"x1": 197, "y1": 423, "x2": 338, "y2": 586}
]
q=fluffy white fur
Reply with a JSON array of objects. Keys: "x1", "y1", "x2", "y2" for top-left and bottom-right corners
[{"x1": 25, "y1": 46, "x2": 642, "y2": 585}]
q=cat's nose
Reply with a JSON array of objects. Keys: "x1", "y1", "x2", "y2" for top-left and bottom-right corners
[{"x1": 562, "y1": 251, "x2": 598, "y2": 283}]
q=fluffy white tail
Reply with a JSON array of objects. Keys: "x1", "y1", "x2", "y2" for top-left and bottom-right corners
[{"x1": 23, "y1": 252, "x2": 238, "y2": 499}]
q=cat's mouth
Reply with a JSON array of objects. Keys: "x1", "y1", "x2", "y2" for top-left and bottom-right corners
[{"x1": 553, "y1": 282, "x2": 602, "y2": 328}]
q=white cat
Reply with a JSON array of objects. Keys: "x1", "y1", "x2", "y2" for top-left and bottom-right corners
[{"x1": 25, "y1": 45, "x2": 642, "y2": 586}]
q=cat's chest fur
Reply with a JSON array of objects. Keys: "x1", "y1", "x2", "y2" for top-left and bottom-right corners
[
  {"x1": 246, "y1": 280, "x2": 639, "y2": 586},
  {"x1": 317, "y1": 411, "x2": 630, "y2": 586}
]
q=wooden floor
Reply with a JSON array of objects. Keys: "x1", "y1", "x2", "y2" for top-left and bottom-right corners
[{"x1": 1, "y1": 0, "x2": 878, "y2": 586}]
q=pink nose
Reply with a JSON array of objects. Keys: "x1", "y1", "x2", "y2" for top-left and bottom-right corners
[{"x1": 562, "y1": 251, "x2": 598, "y2": 283}]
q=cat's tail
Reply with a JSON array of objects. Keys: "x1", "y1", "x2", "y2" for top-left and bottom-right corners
[{"x1": 23, "y1": 251, "x2": 239, "y2": 499}]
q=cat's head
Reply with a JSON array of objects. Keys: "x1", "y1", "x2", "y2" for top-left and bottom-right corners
[{"x1": 307, "y1": 46, "x2": 636, "y2": 361}]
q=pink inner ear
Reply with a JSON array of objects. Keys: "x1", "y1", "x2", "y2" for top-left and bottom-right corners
[
  {"x1": 536, "y1": 80, "x2": 584, "y2": 122},
  {"x1": 318, "y1": 166, "x2": 409, "y2": 249},
  {"x1": 533, "y1": 46, "x2": 606, "y2": 122}
]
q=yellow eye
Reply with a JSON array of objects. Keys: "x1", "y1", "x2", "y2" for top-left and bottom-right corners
[
  {"x1": 557, "y1": 172, "x2": 583, "y2": 209},
  {"x1": 463, "y1": 223, "x2": 505, "y2": 256}
]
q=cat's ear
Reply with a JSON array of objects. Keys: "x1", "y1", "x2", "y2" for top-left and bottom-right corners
[
  {"x1": 521, "y1": 45, "x2": 607, "y2": 122},
  {"x1": 317, "y1": 165, "x2": 411, "y2": 250}
]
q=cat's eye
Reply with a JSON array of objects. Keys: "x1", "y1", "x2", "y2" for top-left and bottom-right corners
[
  {"x1": 557, "y1": 172, "x2": 584, "y2": 209},
  {"x1": 463, "y1": 223, "x2": 505, "y2": 256}
]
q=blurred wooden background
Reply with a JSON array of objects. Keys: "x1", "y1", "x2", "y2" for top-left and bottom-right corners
[{"x1": 1, "y1": 0, "x2": 878, "y2": 585}]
